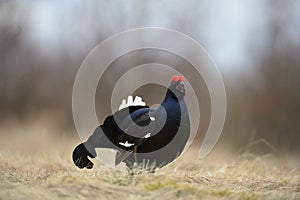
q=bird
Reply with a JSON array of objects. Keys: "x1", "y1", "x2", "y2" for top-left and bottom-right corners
[{"x1": 72, "y1": 75, "x2": 190, "y2": 171}]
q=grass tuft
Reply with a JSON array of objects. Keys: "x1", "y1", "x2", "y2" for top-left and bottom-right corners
[{"x1": 0, "y1": 123, "x2": 299, "y2": 200}]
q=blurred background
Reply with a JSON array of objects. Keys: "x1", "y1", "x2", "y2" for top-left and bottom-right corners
[{"x1": 0, "y1": 0, "x2": 299, "y2": 157}]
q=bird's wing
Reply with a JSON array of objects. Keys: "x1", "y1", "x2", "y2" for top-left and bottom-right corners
[
  {"x1": 114, "y1": 107, "x2": 166, "y2": 166},
  {"x1": 90, "y1": 95, "x2": 163, "y2": 166},
  {"x1": 116, "y1": 95, "x2": 155, "y2": 136},
  {"x1": 89, "y1": 105, "x2": 149, "y2": 146},
  {"x1": 98, "y1": 104, "x2": 157, "y2": 147},
  {"x1": 117, "y1": 107, "x2": 157, "y2": 143}
]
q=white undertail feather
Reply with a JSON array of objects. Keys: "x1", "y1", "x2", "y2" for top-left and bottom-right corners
[
  {"x1": 118, "y1": 95, "x2": 146, "y2": 110},
  {"x1": 119, "y1": 141, "x2": 135, "y2": 147},
  {"x1": 144, "y1": 133, "x2": 151, "y2": 138}
]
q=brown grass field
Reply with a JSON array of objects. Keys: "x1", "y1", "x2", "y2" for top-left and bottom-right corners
[{"x1": 0, "y1": 119, "x2": 299, "y2": 200}]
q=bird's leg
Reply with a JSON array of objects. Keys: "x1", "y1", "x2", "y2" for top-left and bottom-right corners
[{"x1": 133, "y1": 145, "x2": 138, "y2": 164}]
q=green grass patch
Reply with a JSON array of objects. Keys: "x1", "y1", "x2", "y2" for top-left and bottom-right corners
[{"x1": 144, "y1": 179, "x2": 178, "y2": 191}]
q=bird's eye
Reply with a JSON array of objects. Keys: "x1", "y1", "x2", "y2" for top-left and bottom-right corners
[{"x1": 176, "y1": 82, "x2": 184, "y2": 93}]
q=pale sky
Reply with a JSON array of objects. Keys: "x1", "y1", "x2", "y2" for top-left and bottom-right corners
[{"x1": 24, "y1": 0, "x2": 299, "y2": 72}]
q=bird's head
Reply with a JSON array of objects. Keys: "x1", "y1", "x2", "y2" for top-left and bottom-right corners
[{"x1": 167, "y1": 75, "x2": 186, "y2": 100}]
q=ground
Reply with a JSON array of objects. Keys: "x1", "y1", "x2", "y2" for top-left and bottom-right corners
[{"x1": 0, "y1": 120, "x2": 299, "y2": 200}]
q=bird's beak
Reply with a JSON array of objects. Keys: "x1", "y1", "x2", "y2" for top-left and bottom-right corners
[{"x1": 176, "y1": 81, "x2": 185, "y2": 93}]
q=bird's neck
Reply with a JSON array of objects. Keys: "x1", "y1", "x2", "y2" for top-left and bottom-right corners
[{"x1": 163, "y1": 89, "x2": 181, "y2": 103}]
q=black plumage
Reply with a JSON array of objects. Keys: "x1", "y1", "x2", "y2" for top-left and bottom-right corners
[{"x1": 72, "y1": 76, "x2": 190, "y2": 170}]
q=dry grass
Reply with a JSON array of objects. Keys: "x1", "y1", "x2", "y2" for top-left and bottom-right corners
[{"x1": 0, "y1": 119, "x2": 299, "y2": 200}]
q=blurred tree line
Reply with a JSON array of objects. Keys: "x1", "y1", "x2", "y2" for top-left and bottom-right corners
[
  {"x1": 224, "y1": 1, "x2": 300, "y2": 153},
  {"x1": 0, "y1": 0, "x2": 299, "y2": 154}
]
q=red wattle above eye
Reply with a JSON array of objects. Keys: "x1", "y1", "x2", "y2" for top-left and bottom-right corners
[{"x1": 171, "y1": 75, "x2": 185, "y2": 82}]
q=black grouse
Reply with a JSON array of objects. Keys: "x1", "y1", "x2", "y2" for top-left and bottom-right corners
[{"x1": 72, "y1": 75, "x2": 190, "y2": 170}]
